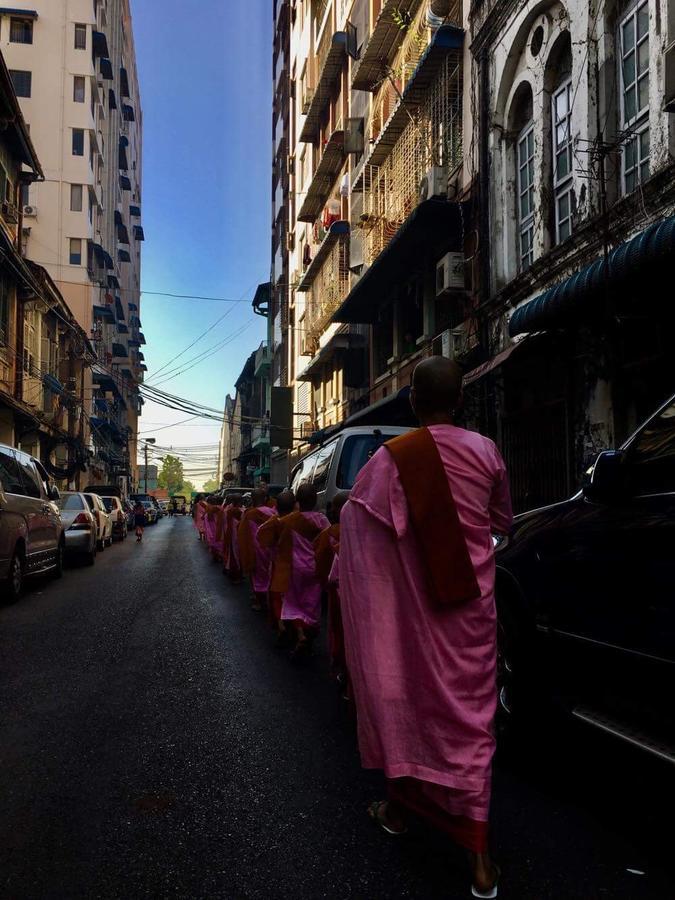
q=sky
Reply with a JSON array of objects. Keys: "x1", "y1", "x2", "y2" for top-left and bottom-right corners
[{"x1": 131, "y1": 0, "x2": 272, "y2": 487}]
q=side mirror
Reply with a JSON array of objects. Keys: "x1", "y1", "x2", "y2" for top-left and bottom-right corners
[
  {"x1": 582, "y1": 451, "x2": 625, "y2": 504},
  {"x1": 48, "y1": 484, "x2": 60, "y2": 502}
]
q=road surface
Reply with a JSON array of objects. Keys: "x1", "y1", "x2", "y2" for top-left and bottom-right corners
[{"x1": 0, "y1": 516, "x2": 671, "y2": 898}]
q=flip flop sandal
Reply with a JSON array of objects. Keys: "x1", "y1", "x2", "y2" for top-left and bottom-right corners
[
  {"x1": 471, "y1": 865, "x2": 500, "y2": 899},
  {"x1": 367, "y1": 801, "x2": 408, "y2": 836}
]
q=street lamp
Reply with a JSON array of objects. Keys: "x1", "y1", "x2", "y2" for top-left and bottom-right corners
[{"x1": 144, "y1": 438, "x2": 156, "y2": 493}]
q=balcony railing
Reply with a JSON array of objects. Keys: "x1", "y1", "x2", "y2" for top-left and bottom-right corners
[
  {"x1": 298, "y1": 224, "x2": 350, "y2": 352},
  {"x1": 299, "y1": 31, "x2": 348, "y2": 143},
  {"x1": 298, "y1": 129, "x2": 345, "y2": 223}
]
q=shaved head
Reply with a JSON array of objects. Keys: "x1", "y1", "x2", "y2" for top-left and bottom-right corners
[
  {"x1": 276, "y1": 490, "x2": 296, "y2": 517},
  {"x1": 297, "y1": 481, "x2": 318, "y2": 512},
  {"x1": 329, "y1": 491, "x2": 350, "y2": 523},
  {"x1": 251, "y1": 487, "x2": 269, "y2": 508},
  {"x1": 411, "y1": 357, "x2": 463, "y2": 422}
]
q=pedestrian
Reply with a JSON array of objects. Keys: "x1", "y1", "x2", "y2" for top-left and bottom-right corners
[
  {"x1": 339, "y1": 357, "x2": 513, "y2": 899},
  {"x1": 133, "y1": 500, "x2": 146, "y2": 543},
  {"x1": 259, "y1": 482, "x2": 329, "y2": 659},
  {"x1": 314, "y1": 491, "x2": 350, "y2": 688},
  {"x1": 222, "y1": 494, "x2": 244, "y2": 583},
  {"x1": 258, "y1": 489, "x2": 296, "y2": 643},
  {"x1": 238, "y1": 487, "x2": 277, "y2": 611},
  {"x1": 194, "y1": 496, "x2": 207, "y2": 541},
  {"x1": 203, "y1": 496, "x2": 222, "y2": 560},
  {"x1": 170, "y1": 498, "x2": 177, "y2": 517}
]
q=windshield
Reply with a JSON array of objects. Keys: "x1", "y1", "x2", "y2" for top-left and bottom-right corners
[
  {"x1": 58, "y1": 494, "x2": 84, "y2": 511},
  {"x1": 336, "y1": 434, "x2": 388, "y2": 489}
]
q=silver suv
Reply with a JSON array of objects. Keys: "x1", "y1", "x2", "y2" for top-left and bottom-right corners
[{"x1": 0, "y1": 444, "x2": 64, "y2": 600}]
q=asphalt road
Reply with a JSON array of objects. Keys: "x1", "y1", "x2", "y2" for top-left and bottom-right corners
[{"x1": 0, "y1": 516, "x2": 672, "y2": 899}]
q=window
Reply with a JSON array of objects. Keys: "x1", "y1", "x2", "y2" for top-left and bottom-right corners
[
  {"x1": 69, "y1": 238, "x2": 82, "y2": 265},
  {"x1": 9, "y1": 70, "x2": 32, "y2": 98},
  {"x1": 0, "y1": 449, "x2": 25, "y2": 495},
  {"x1": 15, "y1": 454, "x2": 41, "y2": 499},
  {"x1": 620, "y1": 1, "x2": 650, "y2": 193},
  {"x1": 0, "y1": 274, "x2": 10, "y2": 346},
  {"x1": 517, "y1": 123, "x2": 535, "y2": 270},
  {"x1": 552, "y1": 80, "x2": 573, "y2": 243},
  {"x1": 74, "y1": 24, "x2": 87, "y2": 49},
  {"x1": 10, "y1": 17, "x2": 33, "y2": 44},
  {"x1": 290, "y1": 455, "x2": 317, "y2": 494},
  {"x1": 57, "y1": 493, "x2": 85, "y2": 511},
  {"x1": 70, "y1": 184, "x2": 83, "y2": 211},
  {"x1": 311, "y1": 442, "x2": 337, "y2": 491},
  {"x1": 336, "y1": 434, "x2": 388, "y2": 490},
  {"x1": 20, "y1": 183, "x2": 30, "y2": 207},
  {"x1": 72, "y1": 129, "x2": 84, "y2": 156},
  {"x1": 73, "y1": 75, "x2": 86, "y2": 103}
]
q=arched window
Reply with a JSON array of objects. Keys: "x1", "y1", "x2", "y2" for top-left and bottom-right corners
[
  {"x1": 511, "y1": 84, "x2": 535, "y2": 271},
  {"x1": 619, "y1": 0, "x2": 650, "y2": 193},
  {"x1": 547, "y1": 34, "x2": 573, "y2": 243}
]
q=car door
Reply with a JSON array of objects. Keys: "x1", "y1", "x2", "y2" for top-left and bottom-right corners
[
  {"x1": 84, "y1": 495, "x2": 102, "y2": 542},
  {"x1": 33, "y1": 458, "x2": 60, "y2": 554},
  {"x1": 14, "y1": 451, "x2": 50, "y2": 568},
  {"x1": 0, "y1": 448, "x2": 27, "y2": 576},
  {"x1": 541, "y1": 397, "x2": 675, "y2": 749}
]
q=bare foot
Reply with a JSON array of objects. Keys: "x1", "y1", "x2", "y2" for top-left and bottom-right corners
[{"x1": 467, "y1": 852, "x2": 500, "y2": 896}]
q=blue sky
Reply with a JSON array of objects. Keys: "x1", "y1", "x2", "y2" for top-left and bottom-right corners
[{"x1": 131, "y1": 0, "x2": 271, "y2": 486}]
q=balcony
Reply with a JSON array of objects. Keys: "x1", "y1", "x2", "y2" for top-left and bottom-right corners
[
  {"x1": 298, "y1": 222, "x2": 350, "y2": 350},
  {"x1": 299, "y1": 31, "x2": 348, "y2": 143},
  {"x1": 297, "y1": 130, "x2": 345, "y2": 224},
  {"x1": 297, "y1": 220, "x2": 349, "y2": 292},
  {"x1": 352, "y1": 0, "x2": 425, "y2": 92},
  {"x1": 254, "y1": 343, "x2": 271, "y2": 377},
  {"x1": 252, "y1": 422, "x2": 270, "y2": 450}
]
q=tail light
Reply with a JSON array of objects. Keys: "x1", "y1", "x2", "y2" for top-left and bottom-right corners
[{"x1": 70, "y1": 512, "x2": 92, "y2": 530}]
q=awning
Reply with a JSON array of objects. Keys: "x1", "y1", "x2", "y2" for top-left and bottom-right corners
[
  {"x1": 42, "y1": 373, "x2": 64, "y2": 395},
  {"x1": 122, "y1": 104, "x2": 135, "y2": 122},
  {"x1": 120, "y1": 175, "x2": 131, "y2": 191},
  {"x1": 344, "y1": 386, "x2": 417, "y2": 428},
  {"x1": 102, "y1": 250, "x2": 114, "y2": 270},
  {"x1": 117, "y1": 322, "x2": 129, "y2": 334},
  {"x1": 297, "y1": 220, "x2": 349, "y2": 292},
  {"x1": 352, "y1": 0, "x2": 420, "y2": 92},
  {"x1": 117, "y1": 224, "x2": 130, "y2": 244},
  {"x1": 133, "y1": 225, "x2": 145, "y2": 241},
  {"x1": 462, "y1": 342, "x2": 524, "y2": 387},
  {"x1": 112, "y1": 342, "x2": 127, "y2": 358},
  {"x1": 127, "y1": 339, "x2": 141, "y2": 348},
  {"x1": 120, "y1": 67, "x2": 130, "y2": 98},
  {"x1": 299, "y1": 32, "x2": 348, "y2": 143},
  {"x1": 128, "y1": 302, "x2": 138, "y2": 311},
  {"x1": 108, "y1": 274, "x2": 120, "y2": 289},
  {"x1": 139, "y1": 332, "x2": 146, "y2": 345},
  {"x1": 92, "y1": 368, "x2": 116, "y2": 390},
  {"x1": 297, "y1": 331, "x2": 353, "y2": 381},
  {"x1": 297, "y1": 130, "x2": 345, "y2": 223},
  {"x1": 118, "y1": 248, "x2": 131, "y2": 263},
  {"x1": 108, "y1": 88, "x2": 117, "y2": 110},
  {"x1": 0, "y1": 9, "x2": 38, "y2": 18},
  {"x1": 99, "y1": 57, "x2": 113, "y2": 80},
  {"x1": 115, "y1": 298, "x2": 125, "y2": 320},
  {"x1": 118, "y1": 140, "x2": 128, "y2": 171},
  {"x1": 509, "y1": 215, "x2": 675, "y2": 337},
  {"x1": 92, "y1": 30, "x2": 109, "y2": 58},
  {"x1": 332, "y1": 200, "x2": 464, "y2": 323},
  {"x1": 94, "y1": 398, "x2": 109, "y2": 412},
  {"x1": 138, "y1": 351, "x2": 145, "y2": 361},
  {"x1": 129, "y1": 205, "x2": 141, "y2": 217},
  {"x1": 93, "y1": 304, "x2": 115, "y2": 322}
]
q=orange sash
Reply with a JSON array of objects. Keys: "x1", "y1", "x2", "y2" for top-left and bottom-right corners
[
  {"x1": 385, "y1": 428, "x2": 481, "y2": 608},
  {"x1": 314, "y1": 524, "x2": 340, "y2": 587},
  {"x1": 223, "y1": 506, "x2": 242, "y2": 550},
  {"x1": 265, "y1": 511, "x2": 325, "y2": 594},
  {"x1": 238, "y1": 508, "x2": 275, "y2": 575}
]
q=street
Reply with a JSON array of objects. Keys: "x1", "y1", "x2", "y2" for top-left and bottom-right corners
[{"x1": 0, "y1": 517, "x2": 671, "y2": 899}]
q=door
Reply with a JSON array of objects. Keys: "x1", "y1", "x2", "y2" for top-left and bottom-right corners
[
  {"x1": 541, "y1": 397, "x2": 675, "y2": 747},
  {"x1": 0, "y1": 448, "x2": 26, "y2": 576},
  {"x1": 34, "y1": 458, "x2": 60, "y2": 555},
  {"x1": 14, "y1": 452, "x2": 51, "y2": 568}
]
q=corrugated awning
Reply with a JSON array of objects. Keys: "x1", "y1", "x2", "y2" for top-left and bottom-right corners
[
  {"x1": 100, "y1": 57, "x2": 113, "y2": 80},
  {"x1": 332, "y1": 200, "x2": 463, "y2": 324},
  {"x1": 122, "y1": 104, "x2": 135, "y2": 122},
  {"x1": 120, "y1": 67, "x2": 130, "y2": 98},
  {"x1": 108, "y1": 88, "x2": 117, "y2": 110},
  {"x1": 509, "y1": 215, "x2": 675, "y2": 337},
  {"x1": 93, "y1": 304, "x2": 115, "y2": 322},
  {"x1": 133, "y1": 225, "x2": 145, "y2": 241},
  {"x1": 92, "y1": 30, "x2": 109, "y2": 58},
  {"x1": 117, "y1": 224, "x2": 130, "y2": 244},
  {"x1": 118, "y1": 248, "x2": 131, "y2": 263},
  {"x1": 120, "y1": 175, "x2": 131, "y2": 191},
  {"x1": 108, "y1": 274, "x2": 120, "y2": 289},
  {"x1": 118, "y1": 140, "x2": 128, "y2": 171},
  {"x1": 0, "y1": 8, "x2": 38, "y2": 18},
  {"x1": 117, "y1": 322, "x2": 129, "y2": 334},
  {"x1": 128, "y1": 303, "x2": 138, "y2": 311},
  {"x1": 112, "y1": 342, "x2": 127, "y2": 358},
  {"x1": 129, "y1": 205, "x2": 141, "y2": 217}
]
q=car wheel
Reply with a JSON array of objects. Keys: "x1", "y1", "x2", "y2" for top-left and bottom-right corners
[
  {"x1": 98, "y1": 537, "x2": 105, "y2": 551},
  {"x1": 86, "y1": 545, "x2": 97, "y2": 566},
  {"x1": 4, "y1": 548, "x2": 24, "y2": 602},
  {"x1": 51, "y1": 541, "x2": 64, "y2": 579}
]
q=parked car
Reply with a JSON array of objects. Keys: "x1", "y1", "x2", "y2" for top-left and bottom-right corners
[
  {"x1": 495, "y1": 392, "x2": 675, "y2": 764},
  {"x1": 57, "y1": 492, "x2": 97, "y2": 565},
  {"x1": 151, "y1": 497, "x2": 163, "y2": 519},
  {"x1": 83, "y1": 493, "x2": 113, "y2": 550},
  {"x1": 0, "y1": 443, "x2": 64, "y2": 599},
  {"x1": 101, "y1": 496, "x2": 128, "y2": 541},
  {"x1": 172, "y1": 495, "x2": 187, "y2": 515},
  {"x1": 122, "y1": 499, "x2": 135, "y2": 531},
  {"x1": 288, "y1": 426, "x2": 411, "y2": 513},
  {"x1": 141, "y1": 500, "x2": 157, "y2": 525}
]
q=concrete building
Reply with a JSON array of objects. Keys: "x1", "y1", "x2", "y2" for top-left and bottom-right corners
[{"x1": 1, "y1": 0, "x2": 145, "y2": 491}]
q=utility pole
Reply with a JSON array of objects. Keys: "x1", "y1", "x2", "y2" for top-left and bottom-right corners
[{"x1": 144, "y1": 438, "x2": 156, "y2": 493}]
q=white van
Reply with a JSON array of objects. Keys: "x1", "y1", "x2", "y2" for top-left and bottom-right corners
[
  {"x1": 0, "y1": 443, "x2": 64, "y2": 600},
  {"x1": 289, "y1": 426, "x2": 411, "y2": 512}
]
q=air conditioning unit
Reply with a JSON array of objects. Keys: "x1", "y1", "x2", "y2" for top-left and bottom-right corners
[
  {"x1": 23, "y1": 205, "x2": 37, "y2": 217},
  {"x1": 436, "y1": 252, "x2": 465, "y2": 295},
  {"x1": 419, "y1": 166, "x2": 447, "y2": 202},
  {"x1": 434, "y1": 327, "x2": 468, "y2": 360},
  {"x1": 1, "y1": 201, "x2": 19, "y2": 224}
]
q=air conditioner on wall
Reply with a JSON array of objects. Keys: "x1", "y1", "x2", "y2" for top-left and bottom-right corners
[
  {"x1": 23, "y1": 205, "x2": 37, "y2": 217},
  {"x1": 436, "y1": 252, "x2": 465, "y2": 296},
  {"x1": 434, "y1": 327, "x2": 467, "y2": 360},
  {"x1": 419, "y1": 166, "x2": 447, "y2": 202}
]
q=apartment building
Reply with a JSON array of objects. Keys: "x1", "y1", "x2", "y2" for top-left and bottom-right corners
[
  {"x1": 2, "y1": 0, "x2": 145, "y2": 490},
  {"x1": 0, "y1": 49, "x2": 94, "y2": 481}
]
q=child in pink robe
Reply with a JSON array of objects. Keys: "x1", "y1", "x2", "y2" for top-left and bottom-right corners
[{"x1": 339, "y1": 358, "x2": 512, "y2": 898}]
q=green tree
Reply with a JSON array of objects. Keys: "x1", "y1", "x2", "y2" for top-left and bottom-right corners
[
  {"x1": 202, "y1": 475, "x2": 220, "y2": 493},
  {"x1": 157, "y1": 454, "x2": 184, "y2": 495},
  {"x1": 181, "y1": 480, "x2": 196, "y2": 498}
]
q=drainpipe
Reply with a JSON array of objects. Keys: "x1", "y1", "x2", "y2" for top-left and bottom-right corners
[{"x1": 478, "y1": 48, "x2": 494, "y2": 435}]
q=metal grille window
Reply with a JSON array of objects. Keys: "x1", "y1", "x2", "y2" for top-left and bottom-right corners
[
  {"x1": 9, "y1": 70, "x2": 32, "y2": 98},
  {"x1": 73, "y1": 75, "x2": 86, "y2": 103},
  {"x1": 552, "y1": 80, "x2": 573, "y2": 243},
  {"x1": 517, "y1": 123, "x2": 535, "y2": 271},
  {"x1": 620, "y1": 1, "x2": 650, "y2": 194},
  {"x1": 74, "y1": 24, "x2": 87, "y2": 50},
  {"x1": 10, "y1": 18, "x2": 33, "y2": 44}
]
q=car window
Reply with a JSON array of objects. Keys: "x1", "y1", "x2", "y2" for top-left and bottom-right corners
[
  {"x1": 15, "y1": 454, "x2": 42, "y2": 499},
  {"x1": 33, "y1": 459, "x2": 51, "y2": 495},
  {"x1": 627, "y1": 399, "x2": 675, "y2": 495},
  {"x1": 311, "y1": 441, "x2": 337, "y2": 491},
  {"x1": 58, "y1": 494, "x2": 85, "y2": 510},
  {"x1": 0, "y1": 449, "x2": 25, "y2": 495},
  {"x1": 102, "y1": 498, "x2": 115, "y2": 511},
  {"x1": 84, "y1": 495, "x2": 96, "y2": 511},
  {"x1": 336, "y1": 434, "x2": 388, "y2": 490}
]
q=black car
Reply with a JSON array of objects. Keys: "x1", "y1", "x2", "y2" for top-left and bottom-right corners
[{"x1": 495, "y1": 393, "x2": 675, "y2": 765}]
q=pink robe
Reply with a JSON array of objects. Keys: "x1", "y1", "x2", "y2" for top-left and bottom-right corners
[
  {"x1": 204, "y1": 511, "x2": 219, "y2": 553},
  {"x1": 194, "y1": 502, "x2": 206, "y2": 534},
  {"x1": 247, "y1": 506, "x2": 277, "y2": 592},
  {"x1": 339, "y1": 425, "x2": 512, "y2": 846},
  {"x1": 281, "y1": 511, "x2": 330, "y2": 628}
]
